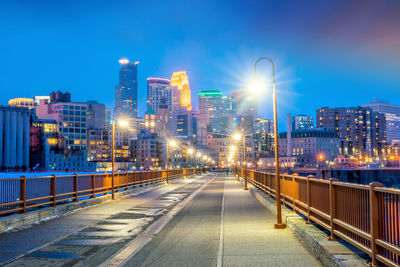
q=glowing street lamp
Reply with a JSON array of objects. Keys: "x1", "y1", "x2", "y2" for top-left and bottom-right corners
[
  {"x1": 250, "y1": 57, "x2": 285, "y2": 229},
  {"x1": 166, "y1": 139, "x2": 178, "y2": 184},
  {"x1": 186, "y1": 148, "x2": 194, "y2": 178},
  {"x1": 232, "y1": 132, "x2": 248, "y2": 190},
  {"x1": 111, "y1": 106, "x2": 128, "y2": 200},
  {"x1": 196, "y1": 152, "x2": 202, "y2": 169}
]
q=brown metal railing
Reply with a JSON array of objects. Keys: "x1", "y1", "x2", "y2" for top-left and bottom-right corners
[
  {"x1": 237, "y1": 168, "x2": 400, "y2": 267},
  {"x1": 0, "y1": 168, "x2": 204, "y2": 217}
]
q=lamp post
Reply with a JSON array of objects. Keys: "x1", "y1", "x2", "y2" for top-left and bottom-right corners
[
  {"x1": 253, "y1": 57, "x2": 285, "y2": 229},
  {"x1": 111, "y1": 106, "x2": 128, "y2": 200},
  {"x1": 166, "y1": 140, "x2": 177, "y2": 184},
  {"x1": 196, "y1": 152, "x2": 201, "y2": 172},
  {"x1": 187, "y1": 148, "x2": 194, "y2": 178},
  {"x1": 233, "y1": 133, "x2": 247, "y2": 190}
]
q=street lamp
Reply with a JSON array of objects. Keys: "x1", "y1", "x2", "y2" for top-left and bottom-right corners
[
  {"x1": 186, "y1": 148, "x2": 194, "y2": 178},
  {"x1": 250, "y1": 57, "x2": 285, "y2": 229},
  {"x1": 111, "y1": 106, "x2": 128, "y2": 200},
  {"x1": 196, "y1": 152, "x2": 202, "y2": 169},
  {"x1": 166, "y1": 139, "x2": 177, "y2": 184},
  {"x1": 233, "y1": 133, "x2": 248, "y2": 190}
]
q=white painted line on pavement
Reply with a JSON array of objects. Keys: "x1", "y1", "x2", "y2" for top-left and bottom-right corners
[
  {"x1": 102, "y1": 174, "x2": 215, "y2": 267},
  {"x1": 217, "y1": 175, "x2": 225, "y2": 267}
]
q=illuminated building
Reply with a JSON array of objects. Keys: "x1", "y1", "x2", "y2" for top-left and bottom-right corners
[
  {"x1": 36, "y1": 92, "x2": 88, "y2": 152},
  {"x1": 0, "y1": 106, "x2": 30, "y2": 171},
  {"x1": 170, "y1": 71, "x2": 192, "y2": 111},
  {"x1": 155, "y1": 97, "x2": 172, "y2": 138},
  {"x1": 147, "y1": 78, "x2": 172, "y2": 113},
  {"x1": 198, "y1": 90, "x2": 235, "y2": 145},
  {"x1": 8, "y1": 98, "x2": 35, "y2": 109},
  {"x1": 115, "y1": 58, "x2": 139, "y2": 117},
  {"x1": 144, "y1": 106, "x2": 156, "y2": 134},
  {"x1": 278, "y1": 128, "x2": 340, "y2": 166},
  {"x1": 362, "y1": 99, "x2": 400, "y2": 146},
  {"x1": 173, "y1": 110, "x2": 197, "y2": 138},
  {"x1": 254, "y1": 118, "x2": 274, "y2": 153},
  {"x1": 87, "y1": 126, "x2": 130, "y2": 162},
  {"x1": 317, "y1": 106, "x2": 386, "y2": 157},
  {"x1": 131, "y1": 130, "x2": 164, "y2": 169}
]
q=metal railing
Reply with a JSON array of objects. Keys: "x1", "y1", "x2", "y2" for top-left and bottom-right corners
[
  {"x1": 0, "y1": 168, "x2": 204, "y2": 217},
  {"x1": 237, "y1": 168, "x2": 400, "y2": 267}
]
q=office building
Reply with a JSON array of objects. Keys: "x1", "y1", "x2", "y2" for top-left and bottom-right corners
[
  {"x1": 278, "y1": 128, "x2": 340, "y2": 166},
  {"x1": 155, "y1": 97, "x2": 172, "y2": 138},
  {"x1": 36, "y1": 92, "x2": 88, "y2": 151},
  {"x1": 147, "y1": 78, "x2": 173, "y2": 113},
  {"x1": 0, "y1": 106, "x2": 30, "y2": 171},
  {"x1": 362, "y1": 99, "x2": 400, "y2": 145},
  {"x1": 292, "y1": 115, "x2": 314, "y2": 131},
  {"x1": 170, "y1": 71, "x2": 192, "y2": 111},
  {"x1": 87, "y1": 100, "x2": 106, "y2": 129},
  {"x1": 87, "y1": 125, "x2": 131, "y2": 162},
  {"x1": 115, "y1": 58, "x2": 139, "y2": 117},
  {"x1": 131, "y1": 130, "x2": 164, "y2": 169},
  {"x1": 317, "y1": 106, "x2": 386, "y2": 157},
  {"x1": 172, "y1": 110, "x2": 197, "y2": 138},
  {"x1": 30, "y1": 118, "x2": 62, "y2": 170},
  {"x1": 105, "y1": 108, "x2": 111, "y2": 125},
  {"x1": 254, "y1": 118, "x2": 274, "y2": 153},
  {"x1": 197, "y1": 90, "x2": 235, "y2": 144}
]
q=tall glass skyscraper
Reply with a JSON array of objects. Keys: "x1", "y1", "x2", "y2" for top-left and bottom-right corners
[
  {"x1": 147, "y1": 78, "x2": 172, "y2": 113},
  {"x1": 115, "y1": 58, "x2": 139, "y2": 117}
]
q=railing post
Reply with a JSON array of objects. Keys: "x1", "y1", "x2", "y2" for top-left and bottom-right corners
[
  {"x1": 73, "y1": 173, "x2": 78, "y2": 202},
  {"x1": 91, "y1": 173, "x2": 95, "y2": 198},
  {"x1": 306, "y1": 175, "x2": 313, "y2": 223},
  {"x1": 369, "y1": 182, "x2": 383, "y2": 266},
  {"x1": 244, "y1": 168, "x2": 248, "y2": 190},
  {"x1": 292, "y1": 173, "x2": 298, "y2": 212},
  {"x1": 20, "y1": 176, "x2": 26, "y2": 213},
  {"x1": 50, "y1": 174, "x2": 56, "y2": 207},
  {"x1": 166, "y1": 170, "x2": 169, "y2": 184},
  {"x1": 329, "y1": 178, "x2": 339, "y2": 239}
]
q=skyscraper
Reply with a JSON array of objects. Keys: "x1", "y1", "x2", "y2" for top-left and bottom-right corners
[
  {"x1": 115, "y1": 58, "x2": 139, "y2": 117},
  {"x1": 147, "y1": 78, "x2": 172, "y2": 113},
  {"x1": 291, "y1": 115, "x2": 314, "y2": 131},
  {"x1": 170, "y1": 71, "x2": 192, "y2": 111},
  {"x1": 362, "y1": 99, "x2": 400, "y2": 145},
  {"x1": 198, "y1": 90, "x2": 235, "y2": 144}
]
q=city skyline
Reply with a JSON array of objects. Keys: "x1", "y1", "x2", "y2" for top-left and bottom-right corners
[{"x1": 1, "y1": 1, "x2": 400, "y2": 131}]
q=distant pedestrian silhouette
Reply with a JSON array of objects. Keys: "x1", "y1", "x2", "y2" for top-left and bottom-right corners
[{"x1": 226, "y1": 168, "x2": 229, "y2": 176}]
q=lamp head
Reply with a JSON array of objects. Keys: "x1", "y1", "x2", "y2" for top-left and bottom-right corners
[
  {"x1": 118, "y1": 119, "x2": 129, "y2": 127},
  {"x1": 233, "y1": 133, "x2": 242, "y2": 141}
]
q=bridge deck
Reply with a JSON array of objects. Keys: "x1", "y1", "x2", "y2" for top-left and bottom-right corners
[{"x1": 0, "y1": 173, "x2": 321, "y2": 266}]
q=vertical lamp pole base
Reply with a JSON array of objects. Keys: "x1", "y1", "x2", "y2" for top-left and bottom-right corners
[{"x1": 274, "y1": 223, "x2": 286, "y2": 229}]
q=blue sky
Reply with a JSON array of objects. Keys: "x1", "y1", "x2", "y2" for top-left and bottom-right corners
[{"x1": 1, "y1": 0, "x2": 399, "y2": 130}]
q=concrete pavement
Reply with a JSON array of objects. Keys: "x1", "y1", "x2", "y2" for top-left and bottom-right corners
[
  {"x1": 124, "y1": 174, "x2": 321, "y2": 267},
  {"x1": 0, "y1": 173, "x2": 322, "y2": 267},
  {"x1": 0, "y1": 174, "x2": 212, "y2": 266}
]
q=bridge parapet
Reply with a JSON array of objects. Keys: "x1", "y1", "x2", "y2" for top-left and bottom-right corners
[{"x1": 237, "y1": 167, "x2": 400, "y2": 267}]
